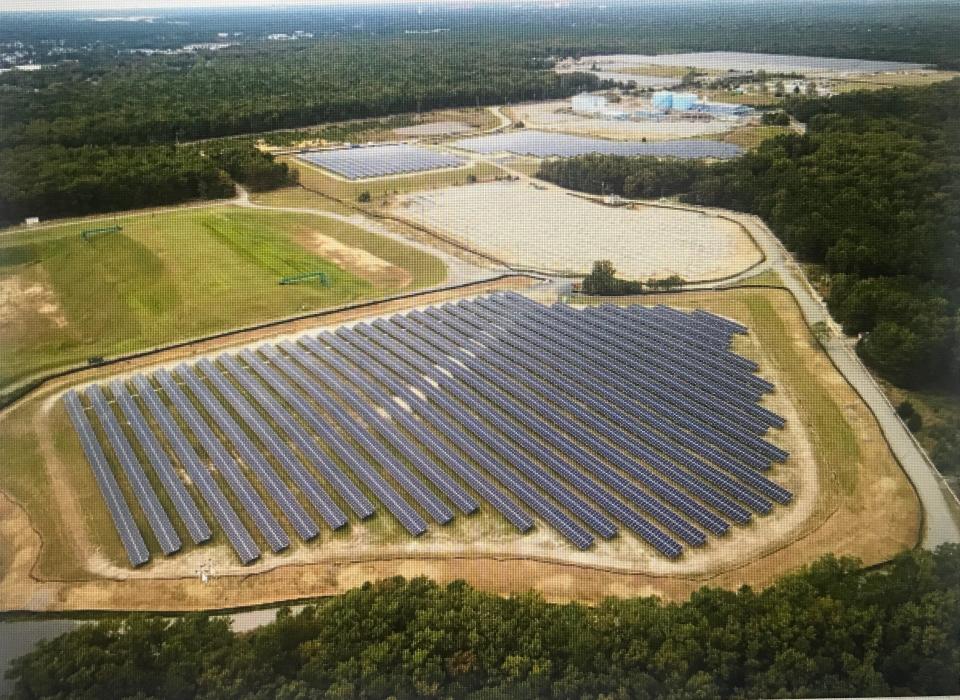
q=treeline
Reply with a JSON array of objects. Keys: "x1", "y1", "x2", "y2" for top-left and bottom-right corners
[
  {"x1": 203, "y1": 141, "x2": 298, "y2": 192},
  {"x1": 538, "y1": 80, "x2": 960, "y2": 389},
  {"x1": 0, "y1": 38, "x2": 593, "y2": 223},
  {"x1": 0, "y1": 45, "x2": 595, "y2": 149},
  {"x1": 581, "y1": 260, "x2": 682, "y2": 295},
  {"x1": 7, "y1": 546, "x2": 959, "y2": 699},
  {"x1": 0, "y1": 140, "x2": 300, "y2": 225},
  {"x1": 0, "y1": 145, "x2": 234, "y2": 225}
]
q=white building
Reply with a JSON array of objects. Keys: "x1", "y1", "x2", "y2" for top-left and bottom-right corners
[{"x1": 571, "y1": 93, "x2": 608, "y2": 114}]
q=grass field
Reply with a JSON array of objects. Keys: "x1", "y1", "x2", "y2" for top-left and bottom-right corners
[
  {"x1": 248, "y1": 188, "x2": 356, "y2": 215},
  {"x1": 0, "y1": 206, "x2": 446, "y2": 395},
  {"x1": 717, "y1": 124, "x2": 794, "y2": 150}
]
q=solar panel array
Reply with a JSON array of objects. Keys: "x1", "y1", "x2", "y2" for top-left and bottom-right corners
[
  {"x1": 299, "y1": 144, "x2": 466, "y2": 180},
  {"x1": 64, "y1": 293, "x2": 790, "y2": 567},
  {"x1": 451, "y1": 130, "x2": 744, "y2": 159}
]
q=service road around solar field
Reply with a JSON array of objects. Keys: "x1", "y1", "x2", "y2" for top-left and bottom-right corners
[{"x1": 0, "y1": 279, "x2": 919, "y2": 611}]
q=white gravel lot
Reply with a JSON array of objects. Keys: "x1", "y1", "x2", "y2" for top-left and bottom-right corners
[{"x1": 397, "y1": 180, "x2": 762, "y2": 280}]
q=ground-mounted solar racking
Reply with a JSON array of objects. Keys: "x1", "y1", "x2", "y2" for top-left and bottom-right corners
[
  {"x1": 451, "y1": 130, "x2": 744, "y2": 159},
  {"x1": 63, "y1": 292, "x2": 792, "y2": 565},
  {"x1": 299, "y1": 143, "x2": 466, "y2": 180}
]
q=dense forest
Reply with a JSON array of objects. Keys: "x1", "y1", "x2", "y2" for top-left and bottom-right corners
[
  {"x1": 2, "y1": 0, "x2": 960, "y2": 224},
  {"x1": 6, "y1": 545, "x2": 959, "y2": 699},
  {"x1": 0, "y1": 35, "x2": 593, "y2": 223},
  {"x1": 538, "y1": 80, "x2": 960, "y2": 390},
  {"x1": 3, "y1": 1, "x2": 959, "y2": 67}
]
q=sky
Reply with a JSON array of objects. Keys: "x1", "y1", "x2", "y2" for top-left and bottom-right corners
[{"x1": 5, "y1": 0, "x2": 534, "y2": 10}]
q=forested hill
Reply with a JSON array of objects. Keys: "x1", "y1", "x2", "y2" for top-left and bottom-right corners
[
  {"x1": 538, "y1": 79, "x2": 960, "y2": 389},
  {"x1": 6, "y1": 546, "x2": 960, "y2": 699}
]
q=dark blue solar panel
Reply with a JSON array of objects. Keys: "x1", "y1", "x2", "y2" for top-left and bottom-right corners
[
  {"x1": 154, "y1": 368, "x2": 290, "y2": 553},
  {"x1": 174, "y1": 364, "x2": 320, "y2": 542},
  {"x1": 63, "y1": 390, "x2": 150, "y2": 567},
  {"x1": 299, "y1": 144, "x2": 466, "y2": 180},
  {"x1": 196, "y1": 358, "x2": 348, "y2": 532},
  {"x1": 218, "y1": 354, "x2": 375, "y2": 521},
  {"x1": 239, "y1": 348, "x2": 428, "y2": 537},
  {"x1": 132, "y1": 375, "x2": 260, "y2": 564},
  {"x1": 86, "y1": 385, "x2": 181, "y2": 555},
  {"x1": 111, "y1": 380, "x2": 211, "y2": 546},
  {"x1": 312, "y1": 333, "x2": 535, "y2": 533},
  {"x1": 452, "y1": 130, "x2": 744, "y2": 159}
]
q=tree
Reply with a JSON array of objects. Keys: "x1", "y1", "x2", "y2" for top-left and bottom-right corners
[
  {"x1": 356, "y1": 190, "x2": 371, "y2": 203},
  {"x1": 896, "y1": 400, "x2": 916, "y2": 419},
  {"x1": 581, "y1": 260, "x2": 643, "y2": 295},
  {"x1": 7, "y1": 547, "x2": 960, "y2": 698}
]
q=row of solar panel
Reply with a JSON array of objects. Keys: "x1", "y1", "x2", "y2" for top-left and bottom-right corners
[
  {"x1": 65, "y1": 294, "x2": 790, "y2": 566},
  {"x1": 383, "y1": 300, "x2": 791, "y2": 511},
  {"x1": 450, "y1": 130, "x2": 745, "y2": 159},
  {"x1": 327, "y1": 303, "x2": 790, "y2": 552},
  {"x1": 299, "y1": 144, "x2": 466, "y2": 180}
]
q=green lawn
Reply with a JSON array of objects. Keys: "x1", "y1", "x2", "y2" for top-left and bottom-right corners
[{"x1": 0, "y1": 206, "x2": 446, "y2": 395}]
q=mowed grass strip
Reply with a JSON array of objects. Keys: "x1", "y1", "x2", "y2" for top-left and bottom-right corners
[{"x1": 0, "y1": 206, "x2": 446, "y2": 392}]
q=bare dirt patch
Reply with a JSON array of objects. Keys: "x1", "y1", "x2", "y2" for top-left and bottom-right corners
[
  {"x1": 0, "y1": 273, "x2": 68, "y2": 330},
  {"x1": 394, "y1": 121, "x2": 474, "y2": 137},
  {"x1": 294, "y1": 227, "x2": 413, "y2": 288},
  {"x1": 508, "y1": 100, "x2": 738, "y2": 141}
]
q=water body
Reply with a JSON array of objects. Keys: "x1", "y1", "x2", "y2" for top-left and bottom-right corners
[
  {"x1": 0, "y1": 619, "x2": 80, "y2": 696},
  {"x1": 0, "y1": 604, "x2": 306, "y2": 696}
]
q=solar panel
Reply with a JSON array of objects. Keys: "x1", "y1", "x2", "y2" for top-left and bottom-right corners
[
  {"x1": 85, "y1": 385, "x2": 181, "y2": 555},
  {"x1": 196, "y1": 358, "x2": 348, "y2": 532},
  {"x1": 174, "y1": 364, "x2": 320, "y2": 542},
  {"x1": 63, "y1": 390, "x2": 150, "y2": 567},
  {"x1": 299, "y1": 144, "x2": 466, "y2": 180},
  {"x1": 282, "y1": 339, "x2": 480, "y2": 515},
  {"x1": 72, "y1": 291, "x2": 792, "y2": 563},
  {"x1": 259, "y1": 345, "x2": 455, "y2": 526},
  {"x1": 217, "y1": 354, "x2": 376, "y2": 521},
  {"x1": 154, "y1": 368, "x2": 290, "y2": 553},
  {"x1": 451, "y1": 130, "x2": 744, "y2": 159},
  {"x1": 131, "y1": 375, "x2": 260, "y2": 564},
  {"x1": 111, "y1": 379, "x2": 212, "y2": 546},
  {"x1": 449, "y1": 299, "x2": 792, "y2": 506},
  {"x1": 239, "y1": 349, "x2": 429, "y2": 537},
  {"x1": 313, "y1": 333, "x2": 535, "y2": 533}
]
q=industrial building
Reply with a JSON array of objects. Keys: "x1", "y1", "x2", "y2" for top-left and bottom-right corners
[
  {"x1": 571, "y1": 93, "x2": 608, "y2": 113},
  {"x1": 652, "y1": 91, "x2": 699, "y2": 111}
]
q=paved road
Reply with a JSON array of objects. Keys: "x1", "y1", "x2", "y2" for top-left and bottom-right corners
[{"x1": 721, "y1": 210, "x2": 960, "y2": 548}]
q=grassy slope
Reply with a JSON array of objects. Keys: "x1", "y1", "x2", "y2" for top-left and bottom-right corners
[{"x1": 0, "y1": 206, "x2": 446, "y2": 392}]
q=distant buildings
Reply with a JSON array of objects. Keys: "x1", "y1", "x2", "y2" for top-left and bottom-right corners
[
  {"x1": 652, "y1": 91, "x2": 698, "y2": 111},
  {"x1": 571, "y1": 93, "x2": 608, "y2": 113},
  {"x1": 570, "y1": 89, "x2": 752, "y2": 123},
  {"x1": 267, "y1": 31, "x2": 314, "y2": 41}
]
